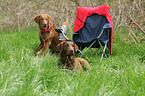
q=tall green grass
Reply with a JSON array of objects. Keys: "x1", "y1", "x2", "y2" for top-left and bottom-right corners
[{"x1": 0, "y1": 27, "x2": 144, "y2": 96}]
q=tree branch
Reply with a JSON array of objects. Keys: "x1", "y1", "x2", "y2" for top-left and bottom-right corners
[{"x1": 124, "y1": 12, "x2": 145, "y2": 35}]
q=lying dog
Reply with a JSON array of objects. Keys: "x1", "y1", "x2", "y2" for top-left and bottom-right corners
[
  {"x1": 57, "y1": 41, "x2": 90, "y2": 72},
  {"x1": 33, "y1": 14, "x2": 64, "y2": 56}
]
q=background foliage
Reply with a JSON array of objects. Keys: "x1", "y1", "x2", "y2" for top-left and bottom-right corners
[{"x1": 0, "y1": 0, "x2": 144, "y2": 43}]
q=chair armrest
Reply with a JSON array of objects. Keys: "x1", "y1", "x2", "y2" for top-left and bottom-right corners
[{"x1": 103, "y1": 23, "x2": 111, "y2": 29}]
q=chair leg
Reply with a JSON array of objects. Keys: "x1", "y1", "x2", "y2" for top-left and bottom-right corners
[
  {"x1": 108, "y1": 40, "x2": 111, "y2": 58},
  {"x1": 101, "y1": 43, "x2": 107, "y2": 58},
  {"x1": 78, "y1": 40, "x2": 109, "y2": 60},
  {"x1": 98, "y1": 41, "x2": 107, "y2": 60},
  {"x1": 78, "y1": 49, "x2": 89, "y2": 60},
  {"x1": 107, "y1": 29, "x2": 111, "y2": 58},
  {"x1": 80, "y1": 40, "x2": 96, "y2": 57},
  {"x1": 91, "y1": 48, "x2": 99, "y2": 56}
]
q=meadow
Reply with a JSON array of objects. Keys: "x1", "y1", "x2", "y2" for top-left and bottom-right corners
[{"x1": 0, "y1": 26, "x2": 144, "y2": 96}]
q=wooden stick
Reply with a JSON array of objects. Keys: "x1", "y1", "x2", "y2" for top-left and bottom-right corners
[
  {"x1": 130, "y1": 23, "x2": 140, "y2": 44},
  {"x1": 124, "y1": 12, "x2": 145, "y2": 35},
  {"x1": 129, "y1": 33, "x2": 137, "y2": 44},
  {"x1": 18, "y1": 13, "x2": 20, "y2": 32},
  {"x1": 129, "y1": 24, "x2": 137, "y2": 44}
]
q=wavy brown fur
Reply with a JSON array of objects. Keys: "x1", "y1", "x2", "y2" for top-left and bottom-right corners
[
  {"x1": 33, "y1": 14, "x2": 65, "y2": 56},
  {"x1": 57, "y1": 41, "x2": 90, "y2": 72}
]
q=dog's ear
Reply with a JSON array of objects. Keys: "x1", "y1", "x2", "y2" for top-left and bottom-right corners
[
  {"x1": 47, "y1": 14, "x2": 52, "y2": 21},
  {"x1": 74, "y1": 43, "x2": 78, "y2": 52},
  {"x1": 57, "y1": 42, "x2": 64, "y2": 52},
  {"x1": 46, "y1": 14, "x2": 52, "y2": 27},
  {"x1": 34, "y1": 14, "x2": 41, "y2": 24}
]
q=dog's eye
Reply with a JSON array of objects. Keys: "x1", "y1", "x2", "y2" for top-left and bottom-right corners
[{"x1": 67, "y1": 44, "x2": 69, "y2": 47}]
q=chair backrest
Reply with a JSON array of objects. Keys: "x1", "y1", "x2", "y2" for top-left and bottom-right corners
[{"x1": 73, "y1": 13, "x2": 110, "y2": 45}]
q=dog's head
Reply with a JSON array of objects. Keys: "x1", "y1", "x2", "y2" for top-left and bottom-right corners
[
  {"x1": 57, "y1": 41, "x2": 78, "y2": 56},
  {"x1": 34, "y1": 14, "x2": 52, "y2": 30}
]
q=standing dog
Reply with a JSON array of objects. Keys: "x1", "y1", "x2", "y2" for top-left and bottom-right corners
[
  {"x1": 57, "y1": 41, "x2": 90, "y2": 72},
  {"x1": 33, "y1": 14, "x2": 64, "y2": 56}
]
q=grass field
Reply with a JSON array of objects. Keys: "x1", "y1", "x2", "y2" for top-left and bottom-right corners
[{"x1": 0, "y1": 26, "x2": 144, "y2": 96}]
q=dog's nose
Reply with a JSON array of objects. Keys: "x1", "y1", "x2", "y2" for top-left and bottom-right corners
[{"x1": 44, "y1": 24, "x2": 47, "y2": 27}]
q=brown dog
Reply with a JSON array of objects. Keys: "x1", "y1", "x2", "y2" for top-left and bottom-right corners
[
  {"x1": 33, "y1": 14, "x2": 64, "y2": 56},
  {"x1": 57, "y1": 41, "x2": 90, "y2": 72}
]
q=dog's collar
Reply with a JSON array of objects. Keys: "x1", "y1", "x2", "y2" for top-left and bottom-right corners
[{"x1": 40, "y1": 23, "x2": 50, "y2": 32}]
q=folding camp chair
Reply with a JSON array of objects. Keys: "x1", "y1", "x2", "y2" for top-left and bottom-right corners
[
  {"x1": 73, "y1": 5, "x2": 113, "y2": 59},
  {"x1": 56, "y1": 5, "x2": 113, "y2": 60}
]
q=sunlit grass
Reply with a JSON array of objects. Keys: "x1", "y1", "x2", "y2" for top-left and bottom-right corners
[{"x1": 0, "y1": 27, "x2": 144, "y2": 96}]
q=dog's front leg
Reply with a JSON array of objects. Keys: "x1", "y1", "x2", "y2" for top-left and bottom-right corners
[
  {"x1": 72, "y1": 60, "x2": 82, "y2": 72},
  {"x1": 33, "y1": 43, "x2": 43, "y2": 55},
  {"x1": 40, "y1": 41, "x2": 49, "y2": 56}
]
